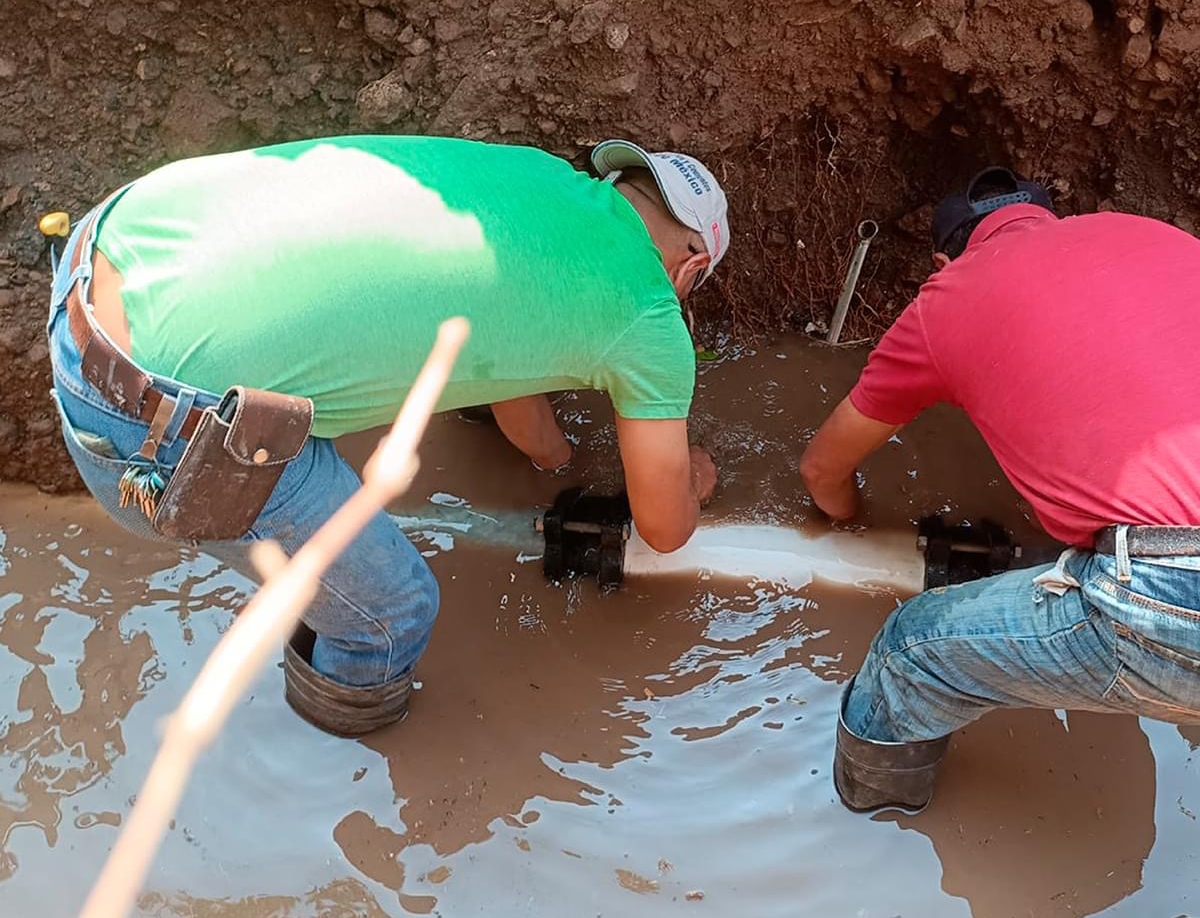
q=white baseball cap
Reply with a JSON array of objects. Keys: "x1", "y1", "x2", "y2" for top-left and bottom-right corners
[{"x1": 591, "y1": 139, "x2": 730, "y2": 287}]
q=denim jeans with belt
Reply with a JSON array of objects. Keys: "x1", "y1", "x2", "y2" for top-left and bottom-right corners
[
  {"x1": 844, "y1": 547, "x2": 1200, "y2": 741},
  {"x1": 46, "y1": 204, "x2": 439, "y2": 688}
]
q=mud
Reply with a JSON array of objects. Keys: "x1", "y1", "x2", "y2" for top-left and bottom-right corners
[
  {"x1": 2, "y1": 338, "x2": 1198, "y2": 917},
  {"x1": 4, "y1": 0, "x2": 1200, "y2": 489}
]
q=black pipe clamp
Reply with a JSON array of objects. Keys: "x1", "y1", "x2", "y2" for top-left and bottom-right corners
[{"x1": 538, "y1": 488, "x2": 631, "y2": 588}]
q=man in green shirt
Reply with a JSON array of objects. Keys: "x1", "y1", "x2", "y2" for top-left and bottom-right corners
[{"x1": 46, "y1": 135, "x2": 728, "y2": 736}]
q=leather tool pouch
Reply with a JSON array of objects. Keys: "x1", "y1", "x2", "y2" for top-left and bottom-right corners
[{"x1": 152, "y1": 386, "x2": 314, "y2": 542}]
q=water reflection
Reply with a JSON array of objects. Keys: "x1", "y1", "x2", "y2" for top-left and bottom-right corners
[
  {"x1": 898, "y1": 710, "x2": 1154, "y2": 918},
  {"x1": 136, "y1": 877, "x2": 392, "y2": 917},
  {"x1": 0, "y1": 495, "x2": 241, "y2": 889}
]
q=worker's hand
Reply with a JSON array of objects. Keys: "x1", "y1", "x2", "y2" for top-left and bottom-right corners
[
  {"x1": 689, "y1": 445, "x2": 717, "y2": 506},
  {"x1": 531, "y1": 445, "x2": 573, "y2": 474},
  {"x1": 800, "y1": 397, "x2": 900, "y2": 523},
  {"x1": 491, "y1": 394, "x2": 572, "y2": 472}
]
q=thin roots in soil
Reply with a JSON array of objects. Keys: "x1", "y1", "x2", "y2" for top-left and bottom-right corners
[{"x1": 702, "y1": 114, "x2": 913, "y2": 345}]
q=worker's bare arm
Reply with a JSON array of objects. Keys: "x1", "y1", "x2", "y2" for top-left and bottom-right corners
[
  {"x1": 615, "y1": 415, "x2": 716, "y2": 553},
  {"x1": 490, "y1": 394, "x2": 573, "y2": 471},
  {"x1": 800, "y1": 397, "x2": 900, "y2": 520}
]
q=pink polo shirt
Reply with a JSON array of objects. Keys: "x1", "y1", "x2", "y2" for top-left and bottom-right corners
[{"x1": 850, "y1": 204, "x2": 1200, "y2": 546}]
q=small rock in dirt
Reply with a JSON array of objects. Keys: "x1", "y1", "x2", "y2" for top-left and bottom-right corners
[
  {"x1": 599, "y1": 70, "x2": 640, "y2": 96},
  {"x1": 897, "y1": 16, "x2": 938, "y2": 50},
  {"x1": 862, "y1": 61, "x2": 890, "y2": 94},
  {"x1": 1149, "y1": 85, "x2": 1179, "y2": 104},
  {"x1": 364, "y1": 8, "x2": 399, "y2": 45},
  {"x1": 105, "y1": 8, "x2": 127, "y2": 36},
  {"x1": 0, "y1": 57, "x2": 17, "y2": 80},
  {"x1": 0, "y1": 328, "x2": 22, "y2": 355},
  {"x1": 487, "y1": 0, "x2": 519, "y2": 31},
  {"x1": 1091, "y1": 108, "x2": 1116, "y2": 127},
  {"x1": 408, "y1": 36, "x2": 432, "y2": 56},
  {"x1": 1157, "y1": 21, "x2": 1200, "y2": 66},
  {"x1": 1153, "y1": 59, "x2": 1174, "y2": 83},
  {"x1": 1059, "y1": 0, "x2": 1093, "y2": 32},
  {"x1": 355, "y1": 69, "x2": 414, "y2": 127},
  {"x1": 26, "y1": 342, "x2": 49, "y2": 366},
  {"x1": 1123, "y1": 33, "x2": 1152, "y2": 69},
  {"x1": 941, "y1": 44, "x2": 971, "y2": 74},
  {"x1": 568, "y1": 0, "x2": 611, "y2": 44},
  {"x1": 136, "y1": 57, "x2": 162, "y2": 81},
  {"x1": 1127, "y1": 15, "x2": 1145, "y2": 34},
  {"x1": 158, "y1": 86, "x2": 239, "y2": 158},
  {"x1": 435, "y1": 18, "x2": 467, "y2": 42},
  {"x1": 604, "y1": 21, "x2": 630, "y2": 51},
  {"x1": 121, "y1": 113, "x2": 142, "y2": 143},
  {"x1": 0, "y1": 186, "x2": 20, "y2": 214},
  {"x1": 498, "y1": 113, "x2": 527, "y2": 134}
]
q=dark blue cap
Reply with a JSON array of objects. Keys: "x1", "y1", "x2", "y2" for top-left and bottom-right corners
[{"x1": 932, "y1": 166, "x2": 1054, "y2": 252}]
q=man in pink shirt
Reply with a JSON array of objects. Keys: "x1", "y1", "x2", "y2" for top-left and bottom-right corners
[{"x1": 801, "y1": 167, "x2": 1200, "y2": 814}]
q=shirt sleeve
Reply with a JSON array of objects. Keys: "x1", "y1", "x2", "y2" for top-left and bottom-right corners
[
  {"x1": 849, "y1": 300, "x2": 948, "y2": 425},
  {"x1": 594, "y1": 304, "x2": 695, "y2": 420}
]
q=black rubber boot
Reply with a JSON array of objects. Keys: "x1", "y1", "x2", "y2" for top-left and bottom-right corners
[
  {"x1": 833, "y1": 679, "x2": 950, "y2": 815},
  {"x1": 283, "y1": 624, "x2": 413, "y2": 737},
  {"x1": 456, "y1": 404, "x2": 495, "y2": 425}
]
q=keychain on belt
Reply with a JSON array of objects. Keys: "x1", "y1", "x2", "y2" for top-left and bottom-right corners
[{"x1": 118, "y1": 396, "x2": 176, "y2": 520}]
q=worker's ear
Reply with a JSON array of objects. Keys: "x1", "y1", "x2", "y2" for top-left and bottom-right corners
[
  {"x1": 673, "y1": 242, "x2": 711, "y2": 301},
  {"x1": 931, "y1": 252, "x2": 952, "y2": 272}
]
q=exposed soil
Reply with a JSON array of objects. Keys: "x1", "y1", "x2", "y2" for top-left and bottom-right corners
[
  {"x1": 1, "y1": 339, "x2": 1197, "y2": 917},
  {"x1": 3, "y1": 0, "x2": 1200, "y2": 491}
]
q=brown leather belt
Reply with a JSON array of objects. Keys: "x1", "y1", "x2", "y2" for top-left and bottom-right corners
[
  {"x1": 1094, "y1": 525, "x2": 1200, "y2": 558},
  {"x1": 66, "y1": 212, "x2": 204, "y2": 440}
]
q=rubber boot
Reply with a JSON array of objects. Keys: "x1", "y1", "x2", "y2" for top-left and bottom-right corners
[
  {"x1": 456, "y1": 404, "x2": 495, "y2": 425},
  {"x1": 283, "y1": 624, "x2": 412, "y2": 737},
  {"x1": 833, "y1": 679, "x2": 950, "y2": 815}
]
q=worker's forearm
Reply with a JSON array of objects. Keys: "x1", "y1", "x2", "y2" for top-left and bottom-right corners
[
  {"x1": 804, "y1": 471, "x2": 860, "y2": 521},
  {"x1": 638, "y1": 495, "x2": 698, "y2": 554},
  {"x1": 491, "y1": 394, "x2": 573, "y2": 470}
]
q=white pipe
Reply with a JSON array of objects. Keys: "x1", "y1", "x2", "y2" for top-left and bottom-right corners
[{"x1": 623, "y1": 523, "x2": 926, "y2": 595}]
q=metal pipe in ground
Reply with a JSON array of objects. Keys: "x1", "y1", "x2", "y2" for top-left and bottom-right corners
[{"x1": 827, "y1": 220, "x2": 879, "y2": 345}]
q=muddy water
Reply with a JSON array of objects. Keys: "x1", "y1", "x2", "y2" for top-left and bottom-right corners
[{"x1": 2, "y1": 338, "x2": 1198, "y2": 917}]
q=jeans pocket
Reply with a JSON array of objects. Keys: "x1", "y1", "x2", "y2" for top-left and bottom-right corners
[
  {"x1": 51, "y1": 390, "x2": 166, "y2": 543},
  {"x1": 1108, "y1": 622, "x2": 1200, "y2": 723}
]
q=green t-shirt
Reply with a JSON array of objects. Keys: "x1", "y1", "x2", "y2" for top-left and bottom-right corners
[{"x1": 96, "y1": 135, "x2": 695, "y2": 438}]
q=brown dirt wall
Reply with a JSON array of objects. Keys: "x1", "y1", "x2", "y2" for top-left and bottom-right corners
[{"x1": 2, "y1": 0, "x2": 1199, "y2": 490}]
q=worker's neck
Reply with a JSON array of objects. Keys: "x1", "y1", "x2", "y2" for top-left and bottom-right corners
[{"x1": 615, "y1": 182, "x2": 683, "y2": 269}]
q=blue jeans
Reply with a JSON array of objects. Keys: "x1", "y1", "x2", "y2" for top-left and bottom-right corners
[
  {"x1": 845, "y1": 548, "x2": 1200, "y2": 741},
  {"x1": 46, "y1": 204, "x2": 439, "y2": 689}
]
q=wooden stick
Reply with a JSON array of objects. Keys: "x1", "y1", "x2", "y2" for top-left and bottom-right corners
[{"x1": 77, "y1": 317, "x2": 470, "y2": 918}]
